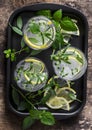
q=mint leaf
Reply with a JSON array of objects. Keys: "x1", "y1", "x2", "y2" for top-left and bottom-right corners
[
  {"x1": 17, "y1": 16, "x2": 23, "y2": 29},
  {"x1": 53, "y1": 9, "x2": 62, "y2": 21},
  {"x1": 22, "y1": 116, "x2": 35, "y2": 130},
  {"x1": 29, "y1": 38, "x2": 38, "y2": 43},
  {"x1": 30, "y1": 109, "x2": 40, "y2": 119},
  {"x1": 12, "y1": 88, "x2": 19, "y2": 106},
  {"x1": 37, "y1": 10, "x2": 52, "y2": 18},
  {"x1": 40, "y1": 111, "x2": 55, "y2": 126},
  {"x1": 61, "y1": 17, "x2": 77, "y2": 31},
  {"x1": 30, "y1": 50, "x2": 42, "y2": 56},
  {"x1": 12, "y1": 26, "x2": 23, "y2": 35}
]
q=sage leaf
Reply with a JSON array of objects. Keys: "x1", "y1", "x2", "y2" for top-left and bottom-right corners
[
  {"x1": 18, "y1": 101, "x2": 27, "y2": 111},
  {"x1": 21, "y1": 38, "x2": 25, "y2": 48},
  {"x1": 30, "y1": 50, "x2": 42, "y2": 56},
  {"x1": 37, "y1": 10, "x2": 52, "y2": 18},
  {"x1": 17, "y1": 16, "x2": 23, "y2": 29},
  {"x1": 40, "y1": 111, "x2": 55, "y2": 126},
  {"x1": 61, "y1": 17, "x2": 77, "y2": 31},
  {"x1": 22, "y1": 116, "x2": 35, "y2": 130},
  {"x1": 12, "y1": 26, "x2": 23, "y2": 36},
  {"x1": 53, "y1": 9, "x2": 62, "y2": 21},
  {"x1": 12, "y1": 88, "x2": 19, "y2": 106}
]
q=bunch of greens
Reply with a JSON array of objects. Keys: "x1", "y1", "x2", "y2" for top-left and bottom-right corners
[{"x1": 37, "y1": 9, "x2": 78, "y2": 50}]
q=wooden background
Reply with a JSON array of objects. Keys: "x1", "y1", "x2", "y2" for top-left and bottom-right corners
[{"x1": 0, "y1": 0, "x2": 92, "y2": 130}]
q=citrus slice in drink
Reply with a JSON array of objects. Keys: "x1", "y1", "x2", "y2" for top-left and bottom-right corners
[
  {"x1": 25, "y1": 58, "x2": 45, "y2": 73},
  {"x1": 61, "y1": 23, "x2": 80, "y2": 36},
  {"x1": 23, "y1": 16, "x2": 56, "y2": 50},
  {"x1": 46, "y1": 96, "x2": 70, "y2": 110},
  {"x1": 55, "y1": 87, "x2": 76, "y2": 103}
]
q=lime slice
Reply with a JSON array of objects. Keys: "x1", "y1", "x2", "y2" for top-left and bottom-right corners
[
  {"x1": 46, "y1": 96, "x2": 70, "y2": 110},
  {"x1": 61, "y1": 23, "x2": 80, "y2": 36},
  {"x1": 25, "y1": 58, "x2": 44, "y2": 73},
  {"x1": 55, "y1": 87, "x2": 76, "y2": 103}
]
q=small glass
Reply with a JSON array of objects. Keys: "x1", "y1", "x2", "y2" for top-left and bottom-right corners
[
  {"x1": 23, "y1": 16, "x2": 56, "y2": 50},
  {"x1": 14, "y1": 57, "x2": 48, "y2": 92},
  {"x1": 52, "y1": 46, "x2": 87, "y2": 81}
]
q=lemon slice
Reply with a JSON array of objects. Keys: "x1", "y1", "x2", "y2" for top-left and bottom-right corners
[
  {"x1": 61, "y1": 23, "x2": 80, "y2": 36},
  {"x1": 46, "y1": 96, "x2": 70, "y2": 110},
  {"x1": 55, "y1": 87, "x2": 76, "y2": 103},
  {"x1": 25, "y1": 58, "x2": 44, "y2": 73},
  {"x1": 24, "y1": 35, "x2": 48, "y2": 50}
]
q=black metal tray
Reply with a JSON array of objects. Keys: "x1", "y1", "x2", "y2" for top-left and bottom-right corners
[{"x1": 6, "y1": 3, "x2": 88, "y2": 119}]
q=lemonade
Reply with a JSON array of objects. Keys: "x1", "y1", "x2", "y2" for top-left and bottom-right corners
[
  {"x1": 14, "y1": 57, "x2": 48, "y2": 92},
  {"x1": 23, "y1": 16, "x2": 56, "y2": 50},
  {"x1": 51, "y1": 46, "x2": 87, "y2": 81}
]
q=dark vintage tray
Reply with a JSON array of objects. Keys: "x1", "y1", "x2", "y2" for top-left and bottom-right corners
[{"x1": 6, "y1": 3, "x2": 88, "y2": 119}]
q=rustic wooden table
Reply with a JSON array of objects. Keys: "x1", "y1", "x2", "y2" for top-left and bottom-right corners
[{"x1": 0, "y1": 0, "x2": 92, "y2": 130}]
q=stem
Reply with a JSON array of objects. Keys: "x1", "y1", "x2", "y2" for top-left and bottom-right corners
[
  {"x1": 40, "y1": 32, "x2": 44, "y2": 44},
  {"x1": 14, "y1": 47, "x2": 27, "y2": 54},
  {"x1": 12, "y1": 85, "x2": 36, "y2": 109}
]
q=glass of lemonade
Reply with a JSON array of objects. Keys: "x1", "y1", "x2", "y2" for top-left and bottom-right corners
[
  {"x1": 14, "y1": 57, "x2": 48, "y2": 92},
  {"x1": 52, "y1": 46, "x2": 87, "y2": 81},
  {"x1": 23, "y1": 16, "x2": 56, "y2": 50}
]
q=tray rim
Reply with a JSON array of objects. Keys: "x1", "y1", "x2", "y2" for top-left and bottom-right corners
[{"x1": 6, "y1": 3, "x2": 88, "y2": 119}]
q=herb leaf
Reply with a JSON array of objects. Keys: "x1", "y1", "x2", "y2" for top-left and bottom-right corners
[
  {"x1": 76, "y1": 54, "x2": 83, "y2": 64},
  {"x1": 18, "y1": 101, "x2": 27, "y2": 111},
  {"x1": 22, "y1": 116, "x2": 35, "y2": 130},
  {"x1": 36, "y1": 10, "x2": 52, "y2": 18},
  {"x1": 53, "y1": 9, "x2": 62, "y2": 21},
  {"x1": 29, "y1": 22, "x2": 40, "y2": 34},
  {"x1": 61, "y1": 17, "x2": 77, "y2": 31},
  {"x1": 40, "y1": 111, "x2": 55, "y2": 126},
  {"x1": 21, "y1": 38, "x2": 25, "y2": 48},
  {"x1": 30, "y1": 50, "x2": 42, "y2": 56},
  {"x1": 30, "y1": 109, "x2": 40, "y2": 119},
  {"x1": 17, "y1": 16, "x2": 23, "y2": 29},
  {"x1": 12, "y1": 26, "x2": 23, "y2": 35},
  {"x1": 29, "y1": 38, "x2": 38, "y2": 43},
  {"x1": 41, "y1": 91, "x2": 51, "y2": 104},
  {"x1": 12, "y1": 88, "x2": 20, "y2": 106}
]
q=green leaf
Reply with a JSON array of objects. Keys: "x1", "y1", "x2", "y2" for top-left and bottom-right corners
[
  {"x1": 30, "y1": 50, "x2": 42, "y2": 56},
  {"x1": 12, "y1": 88, "x2": 20, "y2": 106},
  {"x1": 52, "y1": 32, "x2": 65, "y2": 50},
  {"x1": 17, "y1": 16, "x2": 23, "y2": 29},
  {"x1": 69, "y1": 92, "x2": 76, "y2": 100},
  {"x1": 36, "y1": 10, "x2": 52, "y2": 18},
  {"x1": 25, "y1": 47, "x2": 30, "y2": 53},
  {"x1": 41, "y1": 91, "x2": 51, "y2": 104},
  {"x1": 18, "y1": 101, "x2": 27, "y2": 111},
  {"x1": 12, "y1": 26, "x2": 23, "y2": 35},
  {"x1": 11, "y1": 52, "x2": 16, "y2": 61},
  {"x1": 53, "y1": 9, "x2": 62, "y2": 21},
  {"x1": 40, "y1": 111, "x2": 55, "y2": 126},
  {"x1": 29, "y1": 22, "x2": 40, "y2": 34},
  {"x1": 76, "y1": 54, "x2": 83, "y2": 64},
  {"x1": 29, "y1": 109, "x2": 40, "y2": 119},
  {"x1": 22, "y1": 116, "x2": 35, "y2": 130},
  {"x1": 61, "y1": 17, "x2": 77, "y2": 31},
  {"x1": 21, "y1": 38, "x2": 25, "y2": 48},
  {"x1": 29, "y1": 38, "x2": 38, "y2": 43}
]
